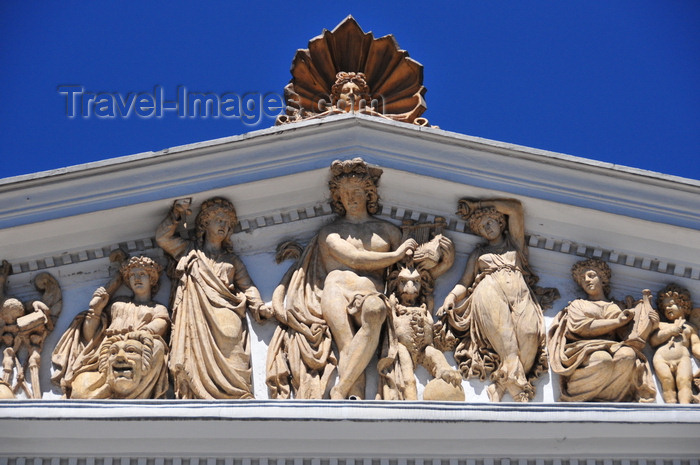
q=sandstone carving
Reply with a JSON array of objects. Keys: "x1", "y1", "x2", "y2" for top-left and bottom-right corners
[
  {"x1": 266, "y1": 158, "x2": 417, "y2": 399},
  {"x1": 377, "y1": 222, "x2": 463, "y2": 401},
  {"x1": 548, "y1": 259, "x2": 658, "y2": 402},
  {"x1": 276, "y1": 16, "x2": 430, "y2": 126},
  {"x1": 156, "y1": 197, "x2": 271, "y2": 399},
  {"x1": 436, "y1": 199, "x2": 551, "y2": 402},
  {"x1": 650, "y1": 283, "x2": 700, "y2": 403},
  {"x1": 1, "y1": 260, "x2": 62, "y2": 399},
  {"x1": 52, "y1": 254, "x2": 169, "y2": 399}
]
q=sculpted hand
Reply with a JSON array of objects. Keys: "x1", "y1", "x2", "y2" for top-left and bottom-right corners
[
  {"x1": 31, "y1": 301, "x2": 49, "y2": 315},
  {"x1": 398, "y1": 238, "x2": 418, "y2": 258},
  {"x1": 171, "y1": 199, "x2": 192, "y2": 222},
  {"x1": 438, "y1": 293, "x2": 457, "y2": 316},
  {"x1": 438, "y1": 235, "x2": 454, "y2": 253},
  {"x1": 257, "y1": 304, "x2": 274, "y2": 321},
  {"x1": 672, "y1": 318, "x2": 686, "y2": 335},
  {"x1": 619, "y1": 308, "x2": 635, "y2": 324},
  {"x1": 89, "y1": 287, "x2": 109, "y2": 314}
]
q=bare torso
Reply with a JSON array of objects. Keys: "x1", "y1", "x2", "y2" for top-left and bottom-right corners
[
  {"x1": 654, "y1": 322, "x2": 694, "y2": 364},
  {"x1": 318, "y1": 217, "x2": 401, "y2": 289}
]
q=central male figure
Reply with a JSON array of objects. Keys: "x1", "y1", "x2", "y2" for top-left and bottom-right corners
[
  {"x1": 320, "y1": 158, "x2": 417, "y2": 399},
  {"x1": 266, "y1": 158, "x2": 416, "y2": 399}
]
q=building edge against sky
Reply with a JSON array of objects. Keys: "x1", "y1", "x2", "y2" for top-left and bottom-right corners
[{"x1": 0, "y1": 114, "x2": 699, "y2": 460}]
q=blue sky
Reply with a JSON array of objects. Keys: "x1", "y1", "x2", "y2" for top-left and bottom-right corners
[{"x1": 1, "y1": 1, "x2": 698, "y2": 180}]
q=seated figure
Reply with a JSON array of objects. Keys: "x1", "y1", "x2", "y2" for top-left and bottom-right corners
[
  {"x1": 266, "y1": 158, "x2": 416, "y2": 399},
  {"x1": 548, "y1": 258, "x2": 657, "y2": 402},
  {"x1": 650, "y1": 284, "x2": 700, "y2": 404},
  {"x1": 52, "y1": 256, "x2": 169, "y2": 399}
]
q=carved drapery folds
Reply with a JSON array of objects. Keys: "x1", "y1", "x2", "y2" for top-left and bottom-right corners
[
  {"x1": 267, "y1": 158, "x2": 419, "y2": 399},
  {"x1": 548, "y1": 259, "x2": 657, "y2": 403},
  {"x1": 436, "y1": 199, "x2": 553, "y2": 402},
  {"x1": 156, "y1": 197, "x2": 271, "y2": 399},
  {"x1": 1, "y1": 260, "x2": 61, "y2": 399},
  {"x1": 52, "y1": 254, "x2": 169, "y2": 399},
  {"x1": 3, "y1": 160, "x2": 697, "y2": 403},
  {"x1": 276, "y1": 16, "x2": 429, "y2": 126}
]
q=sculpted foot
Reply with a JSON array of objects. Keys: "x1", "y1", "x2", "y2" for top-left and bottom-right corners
[
  {"x1": 487, "y1": 383, "x2": 504, "y2": 402},
  {"x1": 330, "y1": 386, "x2": 345, "y2": 400},
  {"x1": 437, "y1": 368, "x2": 463, "y2": 386}
]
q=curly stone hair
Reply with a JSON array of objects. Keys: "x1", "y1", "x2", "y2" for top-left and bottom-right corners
[
  {"x1": 98, "y1": 331, "x2": 154, "y2": 376},
  {"x1": 657, "y1": 283, "x2": 692, "y2": 320},
  {"x1": 120, "y1": 256, "x2": 162, "y2": 292},
  {"x1": 462, "y1": 205, "x2": 507, "y2": 237},
  {"x1": 571, "y1": 258, "x2": 612, "y2": 298},
  {"x1": 195, "y1": 197, "x2": 238, "y2": 251},
  {"x1": 330, "y1": 72, "x2": 371, "y2": 105},
  {"x1": 328, "y1": 158, "x2": 381, "y2": 216}
]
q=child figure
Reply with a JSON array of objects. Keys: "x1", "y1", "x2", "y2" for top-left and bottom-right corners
[{"x1": 650, "y1": 283, "x2": 700, "y2": 404}]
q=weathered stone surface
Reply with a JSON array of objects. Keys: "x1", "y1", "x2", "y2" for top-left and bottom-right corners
[
  {"x1": 267, "y1": 158, "x2": 417, "y2": 399},
  {"x1": 2, "y1": 260, "x2": 61, "y2": 399},
  {"x1": 157, "y1": 197, "x2": 271, "y2": 399},
  {"x1": 548, "y1": 259, "x2": 657, "y2": 402},
  {"x1": 436, "y1": 199, "x2": 550, "y2": 402},
  {"x1": 277, "y1": 17, "x2": 429, "y2": 126},
  {"x1": 52, "y1": 255, "x2": 169, "y2": 399},
  {"x1": 378, "y1": 230, "x2": 462, "y2": 401},
  {"x1": 650, "y1": 283, "x2": 700, "y2": 403}
]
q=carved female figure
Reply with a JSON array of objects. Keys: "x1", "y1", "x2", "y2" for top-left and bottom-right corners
[
  {"x1": 548, "y1": 259, "x2": 657, "y2": 402},
  {"x1": 267, "y1": 158, "x2": 416, "y2": 399},
  {"x1": 437, "y1": 198, "x2": 547, "y2": 402},
  {"x1": 156, "y1": 197, "x2": 270, "y2": 399},
  {"x1": 52, "y1": 256, "x2": 169, "y2": 399},
  {"x1": 650, "y1": 284, "x2": 700, "y2": 403}
]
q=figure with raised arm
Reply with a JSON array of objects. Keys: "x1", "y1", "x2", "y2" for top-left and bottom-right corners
[
  {"x1": 436, "y1": 198, "x2": 549, "y2": 402},
  {"x1": 266, "y1": 158, "x2": 416, "y2": 399},
  {"x1": 156, "y1": 197, "x2": 271, "y2": 399},
  {"x1": 52, "y1": 255, "x2": 169, "y2": 399},
  {"x1": 548, "y1": 259, "x2": 657, "y2": 402}
]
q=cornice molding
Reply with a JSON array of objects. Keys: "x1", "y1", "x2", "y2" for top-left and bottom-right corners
[
  {"x1": 1, "y1": 400, "x2": 698, "y2": 458},
  {"x1": 1, "y1": 115, "x2": 698, "y2": 231}
]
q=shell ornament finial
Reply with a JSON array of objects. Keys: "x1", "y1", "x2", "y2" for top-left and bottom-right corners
[{"x1": 277, "y1": 16, "x2": 430, "y2": 127}]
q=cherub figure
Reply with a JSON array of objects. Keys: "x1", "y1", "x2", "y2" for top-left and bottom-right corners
[
  {"x1": 378, "y1": 234, "x2": 463, "y2": 401},
  {"x1": 650, "y1": 284, "x2": 700, "y2": 404},
  {"x1": 1, "y1": 259, "x2": 61, "y2": 399}
]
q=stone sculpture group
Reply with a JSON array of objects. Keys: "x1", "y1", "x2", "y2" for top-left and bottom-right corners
[
  {"x1": 2, "y1": 18, "x2": 699, "y2": 405},
  {"x1": 0, "y1": 157, "x2": 696, "y2": 404}
]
